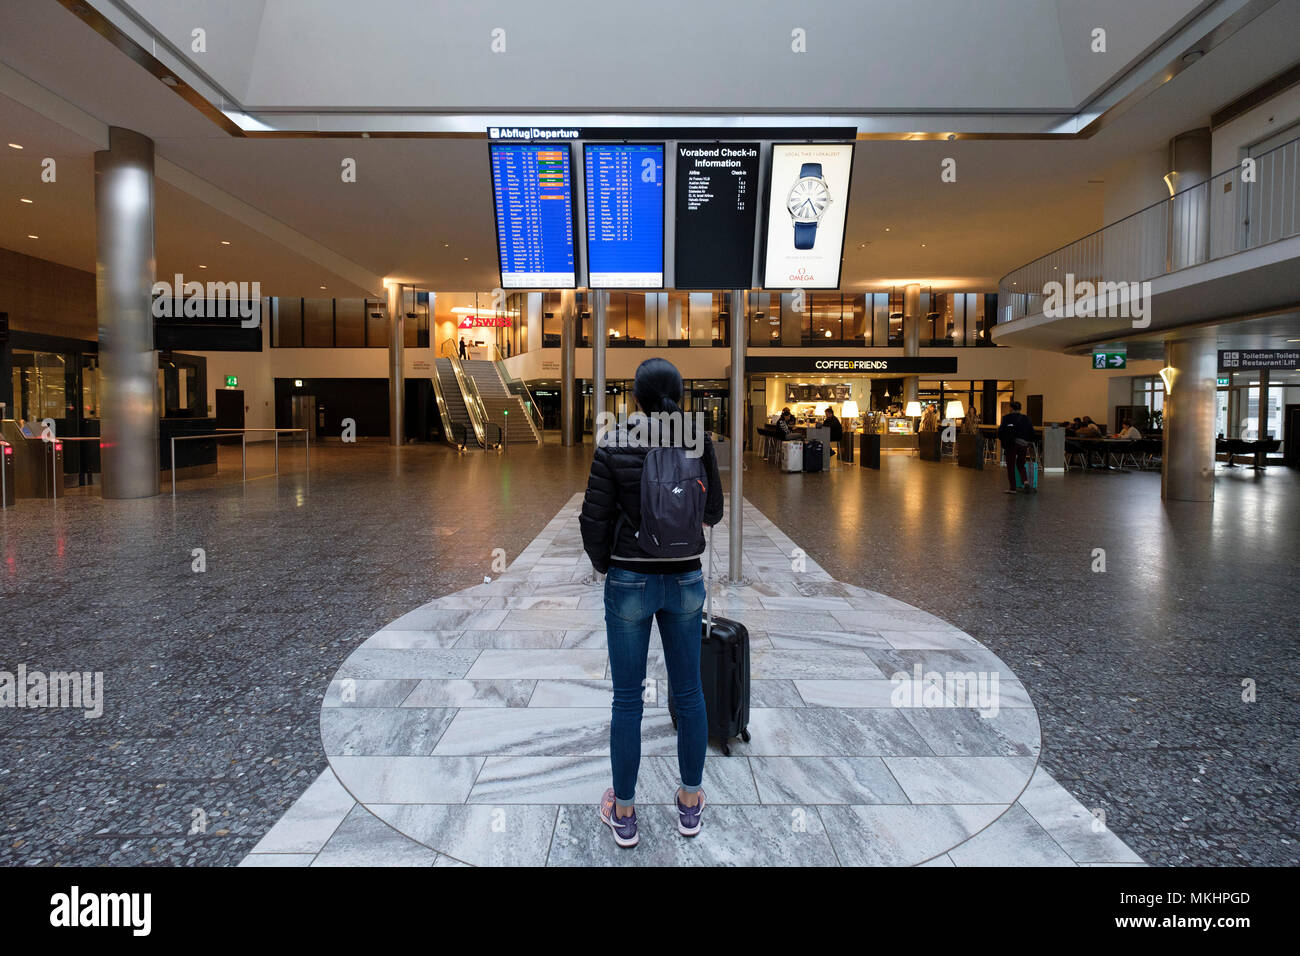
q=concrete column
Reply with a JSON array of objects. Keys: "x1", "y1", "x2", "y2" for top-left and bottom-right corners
[
  {"x1": 729, "y1": 290, "x2": 745, "y2": 583},
  {"x1": 387, "y1": 282, "x2": 404, "y2": 445},
  {"x1": 1162, "y1": 332, "x2": 1217, "y2": 502},
  {"x1": 95, "y1": 127, "x2": 159, "y2": 499},
  {"x1": 560, "y1": 291, "x2": 576, "y2": 446},
  {"x1": 593, "y1": 290, "x2": 607, "y2": 424},
  {"x1": 902, "y1": 283, "x2": 920, "y2": 405},
  {"x1": 526, "y1": 292, "x2": 542, "y2": 352}
]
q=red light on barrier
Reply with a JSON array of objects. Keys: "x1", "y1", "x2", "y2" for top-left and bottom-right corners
[
  {"x1": 54, "y1": 442, "x2": 63, "y2": 452},
  {"x1": 3, "y1": 446, "x2": 12, "y2": 456}
]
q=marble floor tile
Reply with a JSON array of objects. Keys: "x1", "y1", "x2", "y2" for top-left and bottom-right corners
[
  {"x1": 467, "y1": 755, "x2": 610, "y2": 805},
  {"x1": 750, "y1": 648, "x2": 885, "y2": 680},
  {"x1": 819, "y1": 804, "x2": 1002, "y2": 866},
  {"x1": 249, "y1": 769, "x2": 355, "y2": 855},
  {"x1": 400, "y1": 679, "x2": 536, "y2": 708},
  {"x1": 499, "y1": 608, "x2": 610, "y2": 629},
  {"x1": 364, "y1": 630, "x2": 464, "y2": 649},
  {"x1": 238, "y1": 854, "x2": 315, "y2": 867},
  {"x1": 370, "y1": 804, "x2": 558, "y2": 867},
  {"x1": 946, "y1": 805, "x2": 1077, "y2": 867},
  {"x1": 749, "y1": 756, "x2": 909, "y2": 805},
  {"x1": 900, "y1": 707, "x2": 1042, "y2": 757},
  {"x1": 1016, "y1": 768, "x2": 1144, "y2": 863},
  {"x1": 432, "y1": 708, "x2": 677, "y2": 757},
  {"x1": 749, "y1": 679, "x2": 807, "y2": 708},
  {"x1": 527, "y1": 680, "x2": 617, "y2": 708},
  {"x1": 327, "y1": 756, "x2": 484, "y2": 804},
  {"x1": 384, "y1": 608, "x2": 509, "y2": 632},
  {"x1": 883, "y1": 756, "x2": 1038, "y2": 805},
  {"x1": 738, "y1": 707, "x2": 932, "y2": 757},
  {"x1": 320, "y1": 707, "x2": 456, "y2": 756},
  {"x1": 323, "y1": 678, "x2": 420, "y2": 708},
  {"x1": 466, "y1": 649, "x2": 608, "y2": 680},
  {"x1": 547, "y1": 804, "x2": 840, "y2": 867},
  {"x1": 796, "y1": 679, "x2": 926, "y2": 708},
  {"x1": 311, "y1": 806, "x2": 444, "y2": 867},
  {"x1": 831, "y1": 609, "x2": 963, "y2": 632},
  {"x1": 334, "y1": 648, "x2": 481, "y2": 680},
  {"x1": 767, "y1": 629, "x2": 891, "y2": 650},
  {"x1": 453, "y1": 631, "x2": 567, "y2": 649}
]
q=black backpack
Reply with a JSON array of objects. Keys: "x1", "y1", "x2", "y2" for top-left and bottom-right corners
[{"x1": 637, "y1": 446, "x2": 707, "y2": 558}]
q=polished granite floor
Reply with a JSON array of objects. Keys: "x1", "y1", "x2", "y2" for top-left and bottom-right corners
[
  {"x1": 1, "y1": 441, "x2": 1295, "y2": 865},
  {"x1": 242, "y1": 494, "x2": 1141, "y2": 866}
]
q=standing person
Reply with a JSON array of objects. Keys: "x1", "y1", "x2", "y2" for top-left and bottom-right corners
[
  {"x1": 997, "y1": 401, "x2": 1036, "y2": 494},
  {"x1": 458, "y1": 338, "x2": 467, "y2": 361},
  {"x1": 579, "y1": 357, "x2": 724, "y2": 848},
  {"x1": 823, "y1": 407, "x2": 842, "y2": 458}
]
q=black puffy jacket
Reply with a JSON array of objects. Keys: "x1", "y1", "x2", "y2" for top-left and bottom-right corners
[{"x1": 579, "y1": 424, "x2": 724, "y2": 573}]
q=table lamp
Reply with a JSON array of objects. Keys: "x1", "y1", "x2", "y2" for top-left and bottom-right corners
[
  {"x1": 944, "y1": 400, "x2": 965, "y2": 419},
  {"x1": 841, "y1": 400, "x2": 859, "y2": 428},
  {"x1": 904, "y1": 401, "x2": 923, "y2": 417}
]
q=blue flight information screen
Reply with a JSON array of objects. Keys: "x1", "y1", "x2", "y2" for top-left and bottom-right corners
[
  {"x1": 583, "y1": 143, "x2": 664, "y2": 288},
  {"x1": 490, "y1": 143, "x2": 576, "y2": 288}
]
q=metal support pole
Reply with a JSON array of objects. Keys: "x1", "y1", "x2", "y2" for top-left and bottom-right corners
[
  {"x1": 560, "y1": 291, "x2": 577, "y2": 446},
  {"x1": 305, "y1": 428, "x2": 310, "y2": 469},
  {"x1": 1162, "y1": 332, "x2": 1216, "y2": 501},
  {"x1": 387, "y1": 282, "x2": 405, "y2": 446},
  {"x1": 274, "y1": 429, "x2": 280, "y2": 476},
  {"x1": 729, "y1": 289, "x2": 745, "y2": 583},
  {"x1": 903, "y1": 283, "x2": 921, "y2": 406},
  {"x1": 593, "y1": 290, "x2": 608, "y2": 426},
  {"x1": 241, "y1": 433, "x2": 247, "y2": 484},
  {"x1": 170, "y1": 437, "x2": 176, "y2": 498}
]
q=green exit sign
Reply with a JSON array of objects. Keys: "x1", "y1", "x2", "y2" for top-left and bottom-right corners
[
  {"x1": 1093, "y1": 352, "x2": 1126, "y2": 369},
  {"x1": 224, "y1": 375, "x2": 238, "y2": 387},
  {"x1": 1217, "y1": 377, "x2": 1230, "y2": 386}
]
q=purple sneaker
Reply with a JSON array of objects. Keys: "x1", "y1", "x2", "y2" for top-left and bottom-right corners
[
  {"x1": 676, "y1": 788, "x2": 706, "y2": 837},
  {"x1": 599, "y1": 787, "x2": 639, "y2": 848}
]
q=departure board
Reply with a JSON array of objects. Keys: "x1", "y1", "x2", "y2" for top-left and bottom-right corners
[
  {"x1": 674, "y1": 142, "x2": 760, "y2": 289},
  {"x1": 583, "y1": 143, "x2": 664, "y2": 288},
  {"x1": 490, "y1": 143, "x2": 576, "y2": 288}
]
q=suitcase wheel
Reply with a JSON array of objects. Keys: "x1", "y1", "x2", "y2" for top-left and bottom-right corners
[
  {"x1": 671, "y1": 716, "x2": 678, "y2": 730},
  {"x1": 741, "y1": 728, "x2": 751, "y2": 743},
  {"x1": 721, "y1": 740, "x2": 731, "y2": 756}
]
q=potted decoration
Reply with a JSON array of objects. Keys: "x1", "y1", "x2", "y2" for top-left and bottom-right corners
[{"x1": 860, "y1": 410, "x2": 882, "y2": 469}]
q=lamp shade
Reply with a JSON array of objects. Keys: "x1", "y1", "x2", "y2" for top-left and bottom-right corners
[
  {"x1": 840, "y1": 400, "x2": 859, "y2": 420},
  {"x1": 904, "y1": 401, "x2": 923, "y2": 417},
  {"x1": 944, "y1": 400, "x2": 965, "y2": 419}
]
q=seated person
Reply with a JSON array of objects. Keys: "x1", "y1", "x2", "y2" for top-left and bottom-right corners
[
  {"x1": 822, "y1": 407, "x2": 842, "y2": 457},
  {"x1": 1076, "y1": 416, "x2": 1102, "y2": 438},
  {"x1": 1116, "y1": 419, "x2": 1142, "y2": 440}
]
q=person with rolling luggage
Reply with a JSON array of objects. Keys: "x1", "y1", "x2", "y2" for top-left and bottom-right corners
[
  {"x1": 579, "y1": 358, "x2": 724, "y2": 849},
  {"x1": 997, "y1": 401, "x2": 1037, "y2": 494}
]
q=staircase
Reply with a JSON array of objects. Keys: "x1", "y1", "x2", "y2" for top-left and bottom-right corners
[
  {"x1": 433, "y1": 358, "x2": 475, "y2": 445},
  {"x1": 462, "y1": 360, "x2": 542, "y2": 445}
]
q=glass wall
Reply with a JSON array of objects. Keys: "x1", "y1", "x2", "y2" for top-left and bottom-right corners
[{"x1": 272, "y1": 297, "x2": 391, "y2": 348}]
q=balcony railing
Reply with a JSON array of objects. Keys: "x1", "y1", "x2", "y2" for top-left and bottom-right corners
[{"x1": 998, "y1": 133, "x2": 1300, "y2": 323}]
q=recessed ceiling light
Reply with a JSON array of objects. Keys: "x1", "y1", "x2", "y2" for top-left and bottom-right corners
[
  {"x1": 7, "y1": 143, "x2": 22, "y2": 150},
  {"x1": 198, "y1": 264, "x2": 207, "y2": 269},
  {"x1": 884, "y1": 227, "x2": 890, "y2": 232},
  {"x1": 463, "y1": 257, "x2": 469, "y2": 261},
  {"x1": 27, "y1": 234, "x2": 38, "y2": 239},
  {"x1": 921, "y1": 243, "x2": 926, "y2": 248},
  {"x1": 319, "y1": 285, "x2": 327, "y2": 290},
  {"x1": 20, "y1": 197, "x2": 33, "y2": 203},
  {"x1": 220, "y1": 240, "x2": 230, "y2": 245}
]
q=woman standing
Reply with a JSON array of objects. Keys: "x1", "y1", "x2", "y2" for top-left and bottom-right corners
[{"x1": 579, "y1": 358, "x2": 724, "y2": 848}]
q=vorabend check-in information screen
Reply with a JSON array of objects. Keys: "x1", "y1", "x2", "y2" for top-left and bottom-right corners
[{"x1": 583, "y1": 143, "x2": 664, "y2": 288}]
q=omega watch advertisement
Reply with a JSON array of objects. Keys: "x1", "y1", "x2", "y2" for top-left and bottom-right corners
[{"x1": 763, "y1": 142, "x2": 854, "y2": 289}]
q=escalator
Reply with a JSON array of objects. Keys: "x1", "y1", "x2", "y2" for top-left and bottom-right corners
[{"x1": 433, "y1": 357, "x2": 476, "y2": 447}]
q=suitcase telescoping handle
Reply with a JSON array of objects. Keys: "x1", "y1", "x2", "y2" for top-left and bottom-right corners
[{"x1": 705, "y1": 522, "x2": 714, "y2": 641}]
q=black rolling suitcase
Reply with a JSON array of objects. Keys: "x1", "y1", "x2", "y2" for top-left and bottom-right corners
[
  {"x1": 668, "y1": 526, "x2": 751, "y2": 755},
  {"x1": 803, "y1": 439, "x2": 824, "y2": 473}
]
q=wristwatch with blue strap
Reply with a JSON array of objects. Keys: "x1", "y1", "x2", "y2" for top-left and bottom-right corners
[{"x1": 787, "y1": 162, "x2": 832, "y2": 250}]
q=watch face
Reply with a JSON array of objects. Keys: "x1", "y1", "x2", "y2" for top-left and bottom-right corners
[{"x1": 787, "y1": 177, "x2": 831, "y2": 222}]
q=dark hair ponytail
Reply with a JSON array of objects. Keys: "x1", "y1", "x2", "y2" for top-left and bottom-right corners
[{"x1": 633, "y1": 357, "x2": 683, "y2": 415}]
